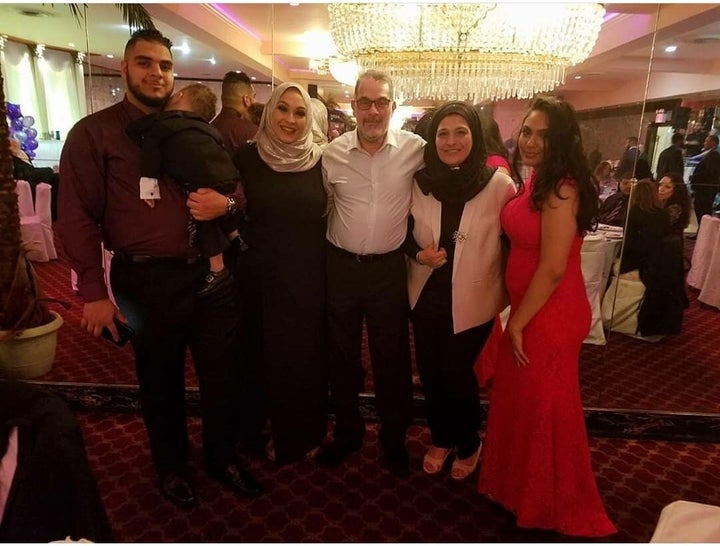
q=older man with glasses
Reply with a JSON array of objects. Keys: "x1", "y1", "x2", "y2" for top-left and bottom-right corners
[{"x1": 318, "y1": 70, "x2": 426, "y2": 477}]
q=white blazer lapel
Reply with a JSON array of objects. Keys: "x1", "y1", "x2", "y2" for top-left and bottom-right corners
[{"x1": 431, "y1": 198, "x2": 442, "y2": 249}]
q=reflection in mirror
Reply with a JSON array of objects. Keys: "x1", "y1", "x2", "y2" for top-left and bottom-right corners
[{"x1": 599, "y1": 3, "x2": 720, "y2": 414}]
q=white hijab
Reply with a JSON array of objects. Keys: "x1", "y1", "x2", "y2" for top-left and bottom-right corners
[
  {"x1": 255, "y1": 82, "x2": 323, "y2": 173},
  {"x1": 310, "y1": 98, "x2": 329, "y2": 148}
]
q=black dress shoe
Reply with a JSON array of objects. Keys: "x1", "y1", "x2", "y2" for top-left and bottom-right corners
[
  {"x1": 382, "y1": 447, "x2": 410, "y2": 478},
  {"x1": 213, "y1": 464, "x2": 264, "y2": 498},
  {"x1": 160, "y1": 472, "x2": 198, "y2": 509},
  {"x1": 315, "y1": 440, "x2": 363, "y2": 468},
  {"x1": 197, "y1": 268, "x2": 232, "y2": 296}
]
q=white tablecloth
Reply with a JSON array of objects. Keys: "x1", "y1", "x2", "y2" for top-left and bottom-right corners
[
  {"x1": 581, "y1": 233, "x2": 623, "y2": 345},
  {"x1": 687, "y1": 215, "x2": 720, "y2": 309}
]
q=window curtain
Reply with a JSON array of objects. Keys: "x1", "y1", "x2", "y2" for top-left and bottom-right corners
[
  {"x1": 35, "y1": 48, "x2": 80, "y2": 140},
  {"x1": 1, "y1": 39, "x2": 45, "y2": 137}
]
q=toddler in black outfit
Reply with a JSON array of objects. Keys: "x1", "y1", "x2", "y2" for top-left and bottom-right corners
[{"x1": 127, "y1": 83, "x2": 241, "y2": 294}]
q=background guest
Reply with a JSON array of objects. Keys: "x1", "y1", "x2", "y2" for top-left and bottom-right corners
[
  {"x1": 657, "y1": 172, "x2": 691, "y2": 240},
  {"x1": 617, "y1": 135, "x2": 652, "y2": 180},
  {"x1": 9, "y1": 137, "x2": 60, "y2": 220},
  {"x1": 478, "y1": 96, "x2": 616, "y2": 537},
  {"x1": 406, "y1": 102, "x2": 515, "y2": 480},
  {"x1": 689, "y1": 134, "x2": 720, "y2": 226},
  {"x1": 232, "y1": 82, "x2": 327, "y2": 465},
  {"x1": 310, "y1": 97, "x2": 329, "y2": 148},
  {"x1": 211, "y1": 70, "x2": 258, "y2": 154},
  {"x1": 479, "y1": 116, "x2": 511, "y2": 176},
  {"x1": 598, "y1": 171, "x2": 633, "y2": 226},
  {"x1": 593, "y1": 160, "x2": 615, "y2": 201},
  {"x1": 621, "y1": 179, "x2": 686, "y2": 336},
  {"x1": 246, "y1": 102, "x2": 265, "y2": 127},
  {"x1": 656, "y1": 133, "x2": 685, "y2": 180}
]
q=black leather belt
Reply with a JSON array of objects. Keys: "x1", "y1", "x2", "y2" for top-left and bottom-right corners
[
  {"x1": 114, "y1": 252, "x2": 201, "y2": 265},
  {"x1": 329, "y1": 243, "x2": 401, "y2": 263}
]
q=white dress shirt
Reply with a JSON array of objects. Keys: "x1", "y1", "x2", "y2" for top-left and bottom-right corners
[{"x1": 323, "y1": 128, "x2": 425, "y2": 255}]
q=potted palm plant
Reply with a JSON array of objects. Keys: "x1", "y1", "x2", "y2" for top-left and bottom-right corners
[{"x1": 0, "y1": 4, "x2": 155, "y2": 379}]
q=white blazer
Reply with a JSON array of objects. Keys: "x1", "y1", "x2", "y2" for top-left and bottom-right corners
[{"x1": 407, "y1": 170, "x2": 516, "y2": 333}]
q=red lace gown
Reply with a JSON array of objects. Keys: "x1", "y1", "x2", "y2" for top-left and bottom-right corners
[{"x1": 477, "y1": 176, "x2": 616, "y2": 537}]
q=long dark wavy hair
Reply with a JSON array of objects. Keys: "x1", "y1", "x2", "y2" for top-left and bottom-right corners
[
  {"x1": 660, "y1": 172, "x2": 692, "y2": 228},
  {"x1": 511, "y1": 96, "x2": 599, "y2": 234}
]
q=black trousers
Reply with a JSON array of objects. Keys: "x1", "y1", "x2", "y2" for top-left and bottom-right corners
[
  {"x1": 110, "y1": 257, "x2": 243, "y2": 476},
  {"x1": 693, "y1": 189, "x2": 716, "y2": 227},
  {"x1": 411, "y1": 302, "x2": 493, "y2": 459},
  {"x1": 326, "y1": 245, "x2": 412, "y2": 453}
]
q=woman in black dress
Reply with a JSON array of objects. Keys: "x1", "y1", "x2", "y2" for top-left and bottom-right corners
[{"x1": 233, "y1": 82, "x2": 327, "y2": 464}]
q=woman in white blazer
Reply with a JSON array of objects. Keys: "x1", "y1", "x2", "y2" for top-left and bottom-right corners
[{"x1": 406, "y1": 102, "x2": 515, "y2": 480}]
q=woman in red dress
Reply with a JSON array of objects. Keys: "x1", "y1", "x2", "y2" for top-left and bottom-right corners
[{"x1": 477, "y1": 97, "x2": 616, "y2": 537}]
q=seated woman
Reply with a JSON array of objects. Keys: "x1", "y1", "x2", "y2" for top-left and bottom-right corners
[
  {"x1": 9, "y1": 137, "x2": 59, "y2": 220},
  {"x1": 657, "y1": 172, "x2": 692, "y2": 241},
  {"x1": 593, "y1": 160, "x2": 615, "y2": 201},
  {"x1": 620, "y1": 179, "x2": 685, "y2": 336}
]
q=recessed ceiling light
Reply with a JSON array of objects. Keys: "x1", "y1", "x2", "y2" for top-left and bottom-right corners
[
  {"x1": 290, "y1": 2, "x2": 300, "y2": 5},
  {"x1": 209, "y1": 57, "x2": 216, "y2": 65},
  {"x1": 251, "y1": 76, "x2": 257, "y2": 81},
  {"x1": 172, "y1": 42, "x2": 191, "y2": 55},
  {"x1": 173, "y1": 72, "x2": 178, "y2": 77},
  {"x1": 665, "y1": 45, "x2": 677, "y2": 53},
  {"x1": 68, "y1": 42, "x2": 75, "y2": 48},
  {"x1": 573, "y1": 74, "x2": 582, "y2": 79},
  {"x1": 106, "y1": 54, "x2": 114, "y2": 59}
]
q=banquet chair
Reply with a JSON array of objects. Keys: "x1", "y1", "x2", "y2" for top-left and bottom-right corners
[
  {"x1": 601, "y1": 262, "x2": 664, "y2": 342},
  {"x1": 15, "y1": 180, "x2": 57, "y2": 262}
]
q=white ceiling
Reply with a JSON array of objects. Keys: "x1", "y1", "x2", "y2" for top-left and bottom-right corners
[{"x1": 1, "y1": 3, "x2": 719, "y2": 107}]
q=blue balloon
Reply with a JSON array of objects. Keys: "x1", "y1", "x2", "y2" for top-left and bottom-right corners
[
  {"x1": 11, "y1": 118, "x2": 23, "y2": 131},
  {"x1": 25, "y1": 138, "x2": 39, "y2": 151},
  {"x1": 6, "y1": 103, "x2": 21, "y2": 119},
  {"x1": 13, "y1": 130, "x2": 27, "y2": 144},
  {"x1": 25, "y1": 127, "x2": 37, "y2": 139},
  {"x1": 22, "y1": 115, "x2": 35, "y2": 128}
]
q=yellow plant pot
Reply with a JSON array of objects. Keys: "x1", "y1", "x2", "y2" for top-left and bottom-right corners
[{"x1": 0, "y1": 311, "x2": 63, "y2": 379}]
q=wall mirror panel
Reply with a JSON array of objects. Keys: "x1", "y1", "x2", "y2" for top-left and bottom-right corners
[
  {"x1": 3, "y1": 4, "x2": 718, "y2": 426},
  {"x1": 599, "y1": 3, "x2": 720, "y2": 416}
]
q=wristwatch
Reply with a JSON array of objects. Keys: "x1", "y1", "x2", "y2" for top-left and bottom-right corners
[{"x1": 225, "y1": 196, "x2": 238, "y2": 216}]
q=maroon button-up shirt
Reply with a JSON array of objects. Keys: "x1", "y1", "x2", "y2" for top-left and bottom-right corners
[
  {"x1": 211, "y1": 107, "x2": 258, "y2": 155},
  {"x1": 58, "y1": 97, "x2": 238, "y2": 302}
]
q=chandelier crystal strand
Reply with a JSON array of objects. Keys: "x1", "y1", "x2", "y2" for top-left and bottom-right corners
[{"x1": 327, "y1": 3, "x2": 605, "y2": 102}]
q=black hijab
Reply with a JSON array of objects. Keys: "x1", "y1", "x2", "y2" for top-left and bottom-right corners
[{"x1": 414, "y1": 102, "x2": 495, "y2": 204}]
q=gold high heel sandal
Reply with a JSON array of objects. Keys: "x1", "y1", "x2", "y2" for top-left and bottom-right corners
[
  {"x1": 422, "y1": 446, "x2": 454, "y2": 475},
  {"x1": 450, "y1": 443, "x2": 482, "y2": 481}
]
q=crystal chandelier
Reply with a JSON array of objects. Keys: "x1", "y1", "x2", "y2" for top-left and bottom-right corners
[{"x1": 327, "y1": 3, "x2": 605, "y2": 102}]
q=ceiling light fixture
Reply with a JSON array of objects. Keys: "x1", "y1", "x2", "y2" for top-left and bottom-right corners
[
  {"x1": 172, "y1": 42, "x2": 191, "y2": 55},
  {"x1": 328, "y1": 3, "x2": 605, "y2": 101},
  {"x1": 664, "y1": 45, "x2": 677, "y2": 53}
]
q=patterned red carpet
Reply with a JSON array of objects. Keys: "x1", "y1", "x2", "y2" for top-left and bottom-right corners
[
  {"x1": 32, "y1": 236, "x2": 720, "y2": 413},
  {"x1": 77, "y1": 411, "x2": 720, "y2": 543}
]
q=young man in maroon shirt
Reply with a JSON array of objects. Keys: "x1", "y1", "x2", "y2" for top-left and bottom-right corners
[{"x1": 58, "y1": 29, "x2": 261, "y2": 509}]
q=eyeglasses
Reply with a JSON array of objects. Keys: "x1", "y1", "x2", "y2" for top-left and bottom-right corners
[{"x1": 355, "y1": 97, "x2": 392, "y2": 111}]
